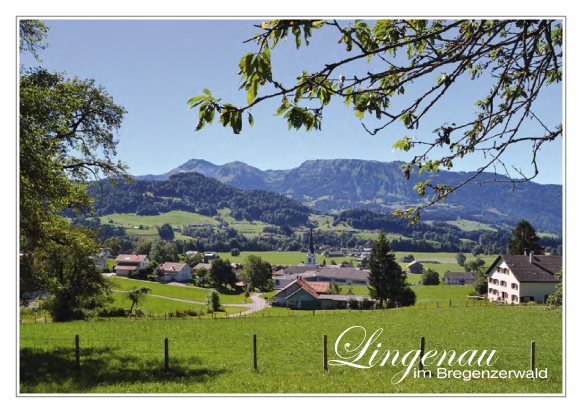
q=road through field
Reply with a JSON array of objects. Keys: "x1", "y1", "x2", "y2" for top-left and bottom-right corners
[{"x1": 112, "y1": 288, "x2": 267, "y2": 316}]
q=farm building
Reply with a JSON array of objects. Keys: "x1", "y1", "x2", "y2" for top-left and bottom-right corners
[
  {"x1": 407, "y1": 261, "x2": 424, "y2": 274},
  {"x1": 114, "y1": 254, "x2": 150, "y2": 276},
  {"x1": 486, "y1": 253, "x2": 562, "y2": 304},
  {"x1": 444, "y1": 272, "x2": 479, "y2": 285},
  {"x1": 157, "y1": 262, "x2": 191, "y2": 282},
  {"x1": 273, "y1": 267, "x2": 370, "y2": 289},
  {"x1": 272, "y1": 277, "x2": 370, "y2": 309},
  {"x1": 193, "y1": 263, "x2": 212, "y2": 272}
]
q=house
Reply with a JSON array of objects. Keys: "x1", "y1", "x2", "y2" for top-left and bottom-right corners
[
  {"x1": 204, "y1": 251, "x2": 216, "y2": 260},
  {"x1": 272, "y1": 277, "x2": 369, "y2": 309},
  {"x1": 91, "y1": 248, "x2": 110, "y2": 271},
  {"x1": 444, "y1": 272, "x2": 479, "y2": 285},
  {"x1": 114, "y1": 254, "x2": 150, "y2": 276},
  {"x1": 193, "y1": 263, "x2": 212, "y2": 272},
  {"x1": 157, "y1": 262, "x2": 191, "y2": 282},
  {"x1": 416, "y1": 259, "x2": 440, "y2": 264},
  {"x1": 321, "y1": 249, "x2": 344, "y2": 257},
  {"x1": 407, "y1": 261, "x2": 424, "y2": 274},
  {"x1": 399, "y1": 256, "x2": 414, "y2": 263},
  {"x1": 486, "y1": 253, "x2": 562, "y2": 304}
]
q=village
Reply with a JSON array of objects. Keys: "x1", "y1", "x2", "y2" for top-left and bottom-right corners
[{"x1": 94, "y1": 228, "x2": 561, "y2": 313}]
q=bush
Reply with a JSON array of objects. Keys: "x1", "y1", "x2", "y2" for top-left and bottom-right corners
[
  {"x1": 205, "y1": 290, "x2": 221, "y2": 313},
  {"x1": 393, "y1": 287, "x2": 417, "y2": 307},
  {"x1": 129, "y1": 271, "x2": 147, "y2": 280},
  {"x1": 359, "y1": 298, "x2": 374, "y2": 310},
  {"x1": 99, "y1": 306, "x2": 126, "y2": 317},
  {"x1": 473, "y1": 277, "x2": 488, "y2": 295},
  {"x1": 347, "y1": 297, "x2": 359, "y2": 309},
  {"x1": 420, "y1": 268, "x2": 440, "y2": 285},
  {"x1": 170, "y1": 308, "x2": 201, "y2": 318},
  {"x1": 147, "y1": 274, "x2": 158, "y2": 282}
]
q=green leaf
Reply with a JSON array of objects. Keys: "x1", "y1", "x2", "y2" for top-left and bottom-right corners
[
  {"x1": 247, "y1": 79, "x2": 258, "y2": 105},
  {"x1": 248, "y1": 113, "x2": 254, "y2": 126},
  {"x1": 203, "y1": 89, "x2": 211, "y2": 96},
  {"x1": 187, "y1": 96, "x2": 205, "y2": 105}
]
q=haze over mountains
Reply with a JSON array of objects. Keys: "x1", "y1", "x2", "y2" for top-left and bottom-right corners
[{"x1": 135, "y1": 158, "x2": 562, "y2": 234}]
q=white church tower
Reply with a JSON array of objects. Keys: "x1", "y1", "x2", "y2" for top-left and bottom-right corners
[{"x1": 306, "y1": 229, "x2": 317, "y2": 267}]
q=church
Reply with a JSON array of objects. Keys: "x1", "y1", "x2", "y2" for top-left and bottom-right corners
[{"x1": 272, "y1": 229, "x2": 371, "y2": 289}]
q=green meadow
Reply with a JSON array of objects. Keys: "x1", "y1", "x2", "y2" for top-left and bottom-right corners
[
  {"x1": 108, "y1": 292, "x2": 249, "y2": 317},
  {"x1": 19, "y1": 306, "x2": 562, "y2": 393},
  {"x1": 109, "y1": 276, "x2": 247, "y2": 305},
  {"x1": 99, "y1": 211, "x2": 218, "y2": 227}
]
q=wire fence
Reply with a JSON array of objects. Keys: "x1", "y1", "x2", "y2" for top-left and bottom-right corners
[
  {"x1": 19, "y1": 298, "x2": 546, "y2": 325},
  {"x1": 20, "y1": 328, "x2": 553, "y2": 382}
]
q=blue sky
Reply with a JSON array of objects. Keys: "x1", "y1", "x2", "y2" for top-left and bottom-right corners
[{"x1": 19, "y1": 18, "x2": 563, "y2": 184}]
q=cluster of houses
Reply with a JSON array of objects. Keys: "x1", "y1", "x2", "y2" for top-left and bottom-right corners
[
  {"x1": 112, "y1": 254, "x2": 192, "y2": 282},
  {"x1": 100, "y1": 225, "x2": 561, "y2": 308}
]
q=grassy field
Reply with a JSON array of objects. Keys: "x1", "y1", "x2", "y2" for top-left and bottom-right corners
[
  {"x1": 124, "y1": 228, "x2": 194, "y2": 241},
  {"x1": 216, "y1": 250, "x2": 358, "y2": 265},
  {"x1": 19, "y1": 306, "x2": 562, "y2": 393},
  {"x1": 216, "y1": 250, "x2": 496, "y2": 273},
  {"x1": 109, "y1": 276, "x2": 247, "y2": 305},
  {"x1": 443, "y1": 219, "x2": 497, "y2": 232},
  {"x1": 99, "y1": 211, "x2": 218, "y2": 227},
  {"x1": 107, "y1": 292, "x2": 249, "y2": 316}
]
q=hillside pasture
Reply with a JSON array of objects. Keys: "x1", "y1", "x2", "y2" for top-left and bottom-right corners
[
  {"x1": 99, "y1": 211, "x2": 218, "y2": 227},
  {"x1": 109, "y1": 276, "x2": 246, "y2": 305},
  {"x1": 108, "y1": 292, "x2": 249, "y2": 317}
]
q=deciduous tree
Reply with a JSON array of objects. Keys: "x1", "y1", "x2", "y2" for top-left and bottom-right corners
[
  {"x1": 189, "y1": 19, "x2": 562, "y2": 223},
  {"x1": 19, "y1": 20, "x2": 129, "y2": 314},
  {"x1": 125, "y1": 286, "x2": 152, "y2": 313},
  {"x1": 240, "y1": 255, "x2": 272, "y2": 291},
  {"x1": 420, "y1": 268, "x2": 440, "y2": 285},
  {"x1": 209, "y1": 258, "x2": 236, "y2": 290}
]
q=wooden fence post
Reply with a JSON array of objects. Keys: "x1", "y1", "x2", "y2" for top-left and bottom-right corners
[
  {"x1": 165, "y1": 338, "x2": 169, "y2": 370},
  {"x1": 419, "y1": 336, "x2": 425, "y2": 371},
  {"x1": 530, "y1": 341, "x2": 535, "y2": 371},
  {"x1": 323, "y1": 334, "x2": 328, "y2": 373},
  {"x1": 449, "y1": 299, "x2": 452, "y2": 308},
  {"x1": 253, "y1": 334, "x2": 257, "y2": 371},
  {"x1": 75, "y1": 335, "x2": 80, "y2": 369},
  {"x1": 436, "y1": 301, "x2": 439, "y2": 308}
]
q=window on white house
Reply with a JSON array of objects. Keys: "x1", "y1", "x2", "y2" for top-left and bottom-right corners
[{"x1": 511, "y1": 283, "x2": 518, "y2": 290}]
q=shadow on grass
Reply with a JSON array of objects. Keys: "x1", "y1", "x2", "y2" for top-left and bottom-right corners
[{"x1": 20, "y1": 346, "x2": 226, "y2": 392}]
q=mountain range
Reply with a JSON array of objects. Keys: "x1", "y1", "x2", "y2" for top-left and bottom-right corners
[{"x1": 135, "y1": 158, "x2": 563, "y2": 234}]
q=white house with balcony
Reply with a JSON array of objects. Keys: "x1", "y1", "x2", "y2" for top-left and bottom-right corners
[
  {"x1": 486, "y1": 253, "x2": 561, "y2": 304},
  {"x1": 114, "y1": 254, "x2": 150, "y2": 276}
]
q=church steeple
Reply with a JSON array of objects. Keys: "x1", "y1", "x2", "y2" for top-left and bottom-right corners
[{"x1": 306, "y1": 228, "x2": 317, "y2": 267}]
